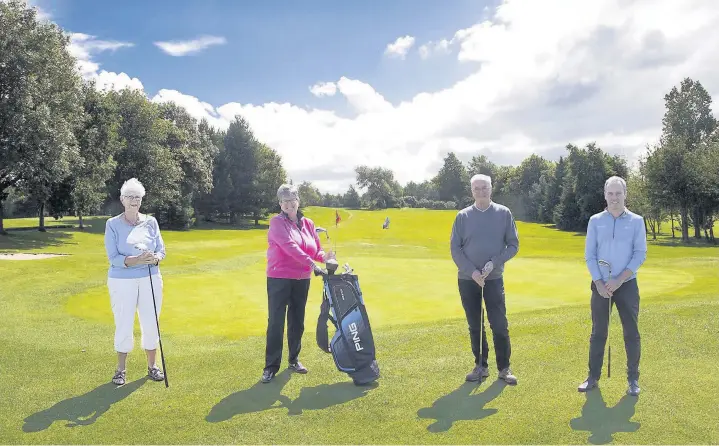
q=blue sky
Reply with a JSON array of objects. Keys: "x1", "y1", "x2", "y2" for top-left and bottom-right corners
[
  {"x1": 42, "y1": 0, "x2": 487, "y2": 107},
  {"x1": 29, "y1": 0, "x2": 719, "y2": 193}
]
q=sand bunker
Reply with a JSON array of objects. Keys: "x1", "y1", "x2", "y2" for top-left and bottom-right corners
[{"x1": 0, "y1": 253, "x2": 68, "y2": 260}]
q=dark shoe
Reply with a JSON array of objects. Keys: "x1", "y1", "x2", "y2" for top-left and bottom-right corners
[
  {"x1": 578, "y1": 377, "x2": 598, "y2": 392},
  {"x1": 289, "y1": 361, "x2": 308, "y2": 374},
  {"x1": 465, "y1": 365, "x2": 490, "y2": 382},
  {"x1": 147, "y1": 365, "x2": 165, "y2": 382},
  {"x1": 498, "y1": 367, "x2": 518, "y2": 385},
  {"x1": 112, "y1": 369, "x2": 126, "y2": 386},
  {"x1": 261, "y1": 369, "x2": 275, "y2": 383},
  {"x1": 627, "y1": 380, "x2": 640, "y2": 396}
]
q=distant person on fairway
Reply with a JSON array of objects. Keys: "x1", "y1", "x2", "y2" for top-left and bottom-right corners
[
  {"x1": 103, "y1": 178, "x2": 166, "y2": 386},
  {"x1": 579, "y1": 176, "x2": 647, "y2": 396},
  {"x1": 383, "y1": 216, "x2": 390, "y2": 229},
  {"x1": 262, "y1": 184, "x2": 335, "y2": 383},
  {"x1": 450, "y1": 174, "x2": 520, "y2": 385}
]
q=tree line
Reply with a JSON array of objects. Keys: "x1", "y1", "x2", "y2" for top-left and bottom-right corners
[
  {"x1": 1, "y1": 0, "x2": 287, "y2": 233},
  {"x1": 2, "y1": 1, "x2": 717, "y2": 244},
  {"x1": 300, "y1": 78, "x2": 718, "y2": 244}
]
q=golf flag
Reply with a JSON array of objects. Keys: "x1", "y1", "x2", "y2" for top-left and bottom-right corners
[{"x1": 335, "y1": 210, "x2": 341, "y2": 227}]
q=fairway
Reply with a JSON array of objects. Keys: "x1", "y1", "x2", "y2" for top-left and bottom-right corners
[{"x1": 1, "y1": 207, "x2": 717, "y2": 444}]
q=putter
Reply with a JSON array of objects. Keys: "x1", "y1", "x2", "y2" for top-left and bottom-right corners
[{"x1": 598, "y1": 259, "x2": 612, "y2": 379}]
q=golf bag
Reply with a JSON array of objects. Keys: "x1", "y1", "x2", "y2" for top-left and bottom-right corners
[{"x1": 316, "y1": 272, "x2": 380, "y2": 385}]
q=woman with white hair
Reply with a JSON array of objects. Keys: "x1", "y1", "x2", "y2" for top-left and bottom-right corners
[
  {"x1": 262, "y1": 183, "x2": 335, "y2": 383},
  {"x1": 104, "y1": 178, "x2": 166, "y2": 385}
]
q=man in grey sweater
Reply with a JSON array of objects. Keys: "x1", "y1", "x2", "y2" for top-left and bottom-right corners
[{"x1": 450, "y1": 174, "x2": 520, "y2": 385}]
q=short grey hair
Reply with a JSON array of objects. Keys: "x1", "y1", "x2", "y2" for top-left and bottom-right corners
[
  {"x1": 120, "y1": 178, "x2": 146, "y2": 197},
  {"x1": 277, "y1": 184, "x2": 299, "y2": 201},
  {"x1": 604, "y1": 176, "x2": 627, "y2": 194},
  {"x1": 470, "y1": 174, "x2": 492, "y2": 187}
]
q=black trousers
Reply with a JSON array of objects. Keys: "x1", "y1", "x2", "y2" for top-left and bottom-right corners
[
  {"x1": 458, "y1": 277, "x2": 511, "y2": 371},
  {"x1": 588, "y1": 278, "x2": 641, "y2": 381},
  {"x1": 264, "y1": 277, "x2": 311, "y2": 373}
]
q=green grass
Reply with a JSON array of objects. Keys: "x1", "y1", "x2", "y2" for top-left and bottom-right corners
[{"x1": 1, "y1": 208, "x2": 717, "y2": 444}]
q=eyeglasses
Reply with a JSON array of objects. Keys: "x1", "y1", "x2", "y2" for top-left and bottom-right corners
[
  {"x1": 123, "y1": 195, "x2": 143, "y2": 201},
  {"x1": 280, "y1": 198, "x2": 298, "y2": 204}
]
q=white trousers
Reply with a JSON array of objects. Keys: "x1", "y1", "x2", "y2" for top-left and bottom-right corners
[{"x1": 108, "y1": 275, "x2": 163, "y2": 353}]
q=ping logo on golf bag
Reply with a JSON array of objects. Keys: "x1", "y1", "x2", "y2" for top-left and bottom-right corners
[{"x1": 349, "y1": 322, "x2": 363, "y2": 351}]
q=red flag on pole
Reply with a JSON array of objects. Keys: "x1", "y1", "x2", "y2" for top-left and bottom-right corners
[{"x1": 335, "y1": 210, "x2": 341, "y2": 227}]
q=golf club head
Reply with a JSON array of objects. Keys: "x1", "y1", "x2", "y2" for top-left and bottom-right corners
[
  {"x1": 326, "y1": 259, "x2": 339, "y2": 275},
  {"x1": 343, "y1": 263, "x2": 354, "y2": 274},
  {"x1": 315, "y1": 227, "x2": 330, "y2": 240}
]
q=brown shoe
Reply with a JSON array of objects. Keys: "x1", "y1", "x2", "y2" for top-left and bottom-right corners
[{"x1": 466, "y1": 365, "x2": 490, "y2": 382}]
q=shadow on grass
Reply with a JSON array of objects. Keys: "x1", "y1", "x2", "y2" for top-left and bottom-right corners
[
  {"x1": 0, "y1": 230, "x2": 73, "y2": 251},
  {"x1": 205, "y1": 370, "x2": 293, "y2": 422},
  {"x1": 285, "y1": 381, "x2": 378, "y2": 416},
  {"x1": 417, "y1": 379, "x2": 507, "y2": 432},
  {"x1": 569, "y1": 388, "x2": 640, "y2": 444},
  {"x1": 206, "y1": 371, "x2": 378, "y2": 422},
  {"x1": 648, "y1": 239, "x2": 717, "y2": 249},
  {"x1": 22, "y1": 378, "x2": 147, "y2": 432}
]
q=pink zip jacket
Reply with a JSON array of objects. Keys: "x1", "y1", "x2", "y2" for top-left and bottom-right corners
[{"x1": 266, "y1": 211, "x2": 326, "y2": 279}]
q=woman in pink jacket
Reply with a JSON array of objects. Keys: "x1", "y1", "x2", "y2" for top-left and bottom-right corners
[{"x1": 262, "y1": 184, "x2": 335, "y2": 383}]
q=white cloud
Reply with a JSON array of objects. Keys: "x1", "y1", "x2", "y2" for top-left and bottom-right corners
[
  {"x1": 418, "y1": 39, "x2": 452, "y2": 59},
  {"x1": 154, "y1": 35, "x2": 227, "y2": 56},
  {"x1": 309, "y1": 82, "x2": 337, "y2": 97},
  {"x1": 384, "y1": 35, "x2": 415, "y2": 59},
  {"x1": 65, "y1": 0, "x2": 719, "y2": 194},
  {"x1": 67, "y1": 33, "x2": 142, "y2": 91}
]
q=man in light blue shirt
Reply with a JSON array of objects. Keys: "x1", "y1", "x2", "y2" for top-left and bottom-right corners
[{"x1": 578, "y1": 176, "x2": 647, "y2": 396}]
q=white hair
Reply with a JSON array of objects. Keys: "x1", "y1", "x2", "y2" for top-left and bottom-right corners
[
  {"x1": 470, "y1": 174, "x2": 492, "y2": 187},
  {"x1": 604, "y1": 176, "x2": 627, "y2": 194},
  {"x1": 120, "y1": 178, "x2": 146, "y2": 197},
  {"x1": 277, "y1": 183, "x2": 299, "y2": 201}
]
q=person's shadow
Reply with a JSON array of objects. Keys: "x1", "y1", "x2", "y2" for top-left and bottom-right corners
[
  {"x1": 285, "y1": 381, "x2": 378, "y2": 416},
  {"x1": 570, "y1": 388, "x2": 640, "y2": 444},
  {"x1": 22, "y1": 378, "x2": 147, "y2": 432},
  {"x1": 205, "y1": 370, "x2": 293, "y2": 423},
  {"x1": 417, "y1": 379, "x2": 507, "y2": 432}
]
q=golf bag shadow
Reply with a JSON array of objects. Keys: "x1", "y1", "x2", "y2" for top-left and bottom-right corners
[{"x1": 316, "y1": 273, "x2": 380, "y2": 386}]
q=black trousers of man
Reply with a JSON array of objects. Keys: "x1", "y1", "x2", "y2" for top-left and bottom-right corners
[
  {"x1": 588, "y1": 278, "x2": 641, "y2": 381},
  {"x1": 458, "y1": 277, "x2": 511, "y2": 370},
  {"x1": 264, "y1": 277, "x2": 311, "y2": 373}
]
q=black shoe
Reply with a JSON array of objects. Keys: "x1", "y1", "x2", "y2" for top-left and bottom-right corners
[
  {"x1": 261, "y1": 369, "x2": 275, "y2": 383},
  {"x1": 288, "y1": 361, "x2": 308, "y2": 374},
  {"x1": 578, "y1": 377, "x2": 598, "y2": 392},
  {"x1": 627, "y1": 380, "x2": 640, "y2": 396}
]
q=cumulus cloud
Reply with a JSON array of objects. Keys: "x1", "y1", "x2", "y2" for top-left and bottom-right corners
[
  {"x1": 65, "y1": 0, "x2": 719, "y2": 194},
  {"x1": 154, "y1": 35, "x2": 227, "y2": 56},
  {"x1": 418, "y1": 39, "x2": 452, "y2": 59},
  {"x1": 68, "y1": 33, "x2": 142, "y2": 91},
  {"x1": 384, "y1": 35, "x2": 415, "y2": 59},
  {"x1": 309, "y1": 82, "x2": 338, "y2": 97}
]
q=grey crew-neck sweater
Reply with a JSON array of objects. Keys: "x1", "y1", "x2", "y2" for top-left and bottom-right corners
[{"x1": 450, "y1": 202, "x2": 519, "y2": 281}]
